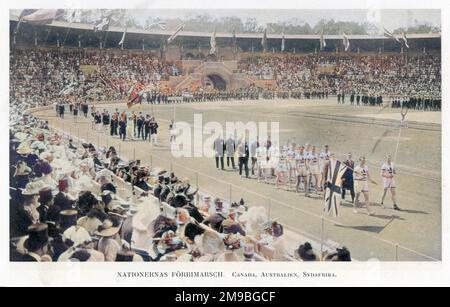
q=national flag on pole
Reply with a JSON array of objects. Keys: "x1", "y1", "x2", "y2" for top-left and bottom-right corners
[
  {"x1": 65, "y1": 9, "x2": 77, "y2": 24},
  {"x1": 342, "y1": 33, "x2": 350, "y2": 51},
  {"x1": 232, "y1": 29, "x2": 237, "y2": 53},
  {"x1": 127, "y1": 82, "x2": 145, "y2": 108},
  {"x1": 18, "y1": 9, "x2": 38, "y2": 19},
  {"x1": 210, "y1": 29, "x2": 217, "y2": 54},
  {"x1": 14, "y1": 9, "x2": 38, "y2": 34},
  {"x1": 401, "y1": 32, "x2": 410, "y2": 48},
  {"x1": 94, "y1": 14, "x2": 112, "y2": 32},
  {"x1": 22, "y1": 9, "x2": 61, "y2": 25},
  {"x1": 261, "y1": 28, "x2": 268, "y2": 52},
  {"x1": 324, "y1": 159, "x2": 348, "y2": 217},
  {"x1": 281, "y1": 32, "x2": 285, "y2": 52},
  {"x1": 59, "y1": 83, "x2": 75, "y2": 95},
  {"x1": 147, "y1": 20, "x2": 167, "y2": 30},
  {"x1": 320, "y1": 32, "x2": 326, "y2": 50},
  {"x1": 167, "y1": 23, "x2": 184, "y2": 44},
  {"x1": 383, "y1": 27, "x2": 401, "y2": 43},
  {"x1": 118, "y1": 27, "x2": 127, "y2": 46}
]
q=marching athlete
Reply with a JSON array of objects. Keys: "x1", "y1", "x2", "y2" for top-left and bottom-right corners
[
  {"x1": 286, "y1": 145, "x2": 296, "y2": 185},
  {"x1": 380, "y1": 154, "x2": 401, "y2": 211},
  {"x1": 275, "y1": 149, "x2": 288, "y2": 188},
  {"x1": 256, "y1": 141, "x2": 268, "y2": 180},
  {"x1": 295, "y1": 146, "x2": 309, "y2": 196},
  {"x1": 353, "y1": 157, "x2": 375, "y2": 216},
  {"x1": 307, "y1": 145, "x2": 321, "y2": 194},
  {"x1": 169, "y1": 119, "x2": 176, "y2": 144},
  {"x1": 319, "y1": 145, "x2": 331, "y2": 191}
]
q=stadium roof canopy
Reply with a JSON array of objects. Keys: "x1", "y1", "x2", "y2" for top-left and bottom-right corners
[
  {"x1": 10, "y1": 17, "x2": 442, "y2": 40},
  {"x1": 9, "y1": 17, "x2": 441, "y2": 53}
]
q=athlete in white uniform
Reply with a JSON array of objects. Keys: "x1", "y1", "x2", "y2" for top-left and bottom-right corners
[
  {"x1": 275, "y1": 150, "x2": 288, "y2": 188},
  {"x1": 295, "y1": 146, "x2": 309, "y2": 196},
  {"x1": 256, "y1": 142, "x2": 268, "y2": 180},
  {"x1": 286, "y1": 147, "x2": 296, "y2": 184},
  {"x1": 319, "y1": 145, "x2": 331, "y2": 191},
  {"x1": 380, "y1": 154, "x2": 401, "y2": 211},
  {"x1": 307, "y1": 145, "x2": 321, "y2": 193},
  {"x1": 353, "y1": 157, "x2": 374, "y2": 216},
  {"x1": 268, "y1": 143, "x2": 279, "y2": 173}
]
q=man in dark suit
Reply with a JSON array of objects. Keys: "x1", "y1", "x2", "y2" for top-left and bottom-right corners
[
  {"x1": 143, "y1": 115, "x2": 151, "y2": 141},
  {"x1": 18, "y1": 223, "x2": 50, "y2": 262},
  {"x1": 214, "y1": 135, "x2": 225, "y2": 170},
  {"x1": 225, "y1": 136, "x2": 236, "y2": 169},
  {"x1": 137, "y1": 114, "x2": 144, "y2": 140},
  {"x1": 237, "y1": 139, "x2": 250, "y2": 178},
  {"x1": 119, "y1": 118, "x2": 127, "y2": 141},
  {"x1": 59, "y1": 103, "x2": 65, "y2": 119},
  {"x1": 102, "y1": 110, "x2": 110, "y2": 128},
  {"x1": 341, "y1": 153, "x2": 355, "y2": 203}
]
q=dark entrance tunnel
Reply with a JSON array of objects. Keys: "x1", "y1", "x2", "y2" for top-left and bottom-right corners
[{"x1": 206, "y1": 74, "x2": 227, "y2": 90}]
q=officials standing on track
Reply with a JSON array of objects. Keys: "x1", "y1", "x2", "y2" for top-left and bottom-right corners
[
  {"x1": 225, "y1": 136, "x2": 236, "y2": 169},
  {"x1": 214, "y1": 135, "x2": 225, "y2": 170}
]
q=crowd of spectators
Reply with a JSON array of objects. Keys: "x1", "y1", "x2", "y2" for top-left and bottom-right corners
[
  {"x1": 11, "y1": 49, "x2": 442, "y2": 112},
  {"x1": 238, "y1": 53, "x2": 441, "y2": 107},
  {"x1": 10, "y1": 108, "x2": 355, "y2": 262}
]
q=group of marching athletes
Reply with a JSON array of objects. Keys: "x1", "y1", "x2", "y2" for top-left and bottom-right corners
[{"x1": 252, "y1": 141, "x2": 401, "y2": 215}]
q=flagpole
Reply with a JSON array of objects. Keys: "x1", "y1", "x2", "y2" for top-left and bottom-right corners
[
  {"x1": 62, "y1": 27, "x2": 71, "y2": 47},
  {"x1": 320, "y1": 213, "x2": 325, "y2": 259},
  {"x1": 394, "y1": 108, "x2": 407, "y2": 164}
]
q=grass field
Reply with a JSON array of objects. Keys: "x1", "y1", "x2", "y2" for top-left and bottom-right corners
[{"x1": 34, "y1": 98, "x2": 441, "y2": 261}]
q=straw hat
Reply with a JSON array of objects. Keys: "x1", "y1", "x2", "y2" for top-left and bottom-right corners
[
  {"x1": 96, "y1": 220, "x2": 120, "y2": 237},
  {"x1": 63, "y1": 226, "x2": 92, "y2": 247},
  {"x1": 73, "y1": 175, "x2": 94, "y2": 193},
  {"x1": 14, "y1": 132, "x2": 29, "y2": 142},
  {"x1": 16, "y1": 143, "x2": 32, "y2": 155},
  {"x1": 14, "y1": 161, "x2": 32, "y2": 176},
  {"x1": 21, "y1": 181, "x2": 49, "y2": 196},
  {"x1": 194, "y1": 231, "x2": 225, "y2": 255}
]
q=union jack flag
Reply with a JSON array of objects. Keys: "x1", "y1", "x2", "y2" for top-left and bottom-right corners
[{"x1": 324, "y1": 159, "x2": 348, "y2": 217}]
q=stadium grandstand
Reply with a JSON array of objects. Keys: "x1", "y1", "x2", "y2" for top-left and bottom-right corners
[{"x1": 9, "y1": 9, "x2": 442, "y2": 263}]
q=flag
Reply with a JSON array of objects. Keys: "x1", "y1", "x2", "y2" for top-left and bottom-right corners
[
  {"x1": 65, "y1": 9, "x2": 77, "y2": 24},
  {"x1": 383, "y1": 27, "x2": 401, "y2": 43},
  {"x1": 147, "y1": 20, "x2": 167, "y2": 30},
  {"x1": 18, "y1": 9, "x2": 38, "y2": 19},
  {"x1": 401, "y1": 32, "x2": 410, "y2": 48},
  {"x1": 167, "y1": 23, "x2": 184, "y2": 44},
  {"x1": 261, "y1": 28, "x2": 267, "y2": 52},
  {"x1": 281, "y1": 32, "x2": 285, "y2": 52},
  {"x1": 320, "y1": 32, "x2": 326, "y2": 50},
  {"x1": 342, "y1": 33, "x2": 350, "y2": 51},
  {"x1": 94, "y1": 15, "x2": 111, "y2": 32},
  {"x1": 22, "y1": 9, "x2": 61, "y2": 25},
  {"x1": 232, "y1": 29, "x2": 237, "y2": 53},
  {"x1": 127, "y1": 83, "x2": 145, "y2": 108},
  {"x1": 59, "y1": 83, "x2": 75, "y2": 95},
  {"x1": 14, "y1": 9, "x2": 38, "y2": 34},
  {"x1": 118, "y1": 27, "x2": 127, "y2": 46},
  {"x1": 324, "y1": 159, "x2": 348, "y2": 217},
  {"x1": 210, "y1": 29, "x2": 217, "y2": 54}
]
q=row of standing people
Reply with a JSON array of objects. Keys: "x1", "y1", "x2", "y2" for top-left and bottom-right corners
[
  {"x1": 214, "y1": 138, "x2": 400, "y2": 216},
  {"x1": 92, "y1": 109, "x2": 160, "y2": 143}
]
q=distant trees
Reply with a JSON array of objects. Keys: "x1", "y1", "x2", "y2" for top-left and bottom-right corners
[
  {"x1": 71, "y1": 11, "x2": 441, "y2": 35},
  {"x1": 393, "y1": 21, "x2": 441, "y2": 34}
]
